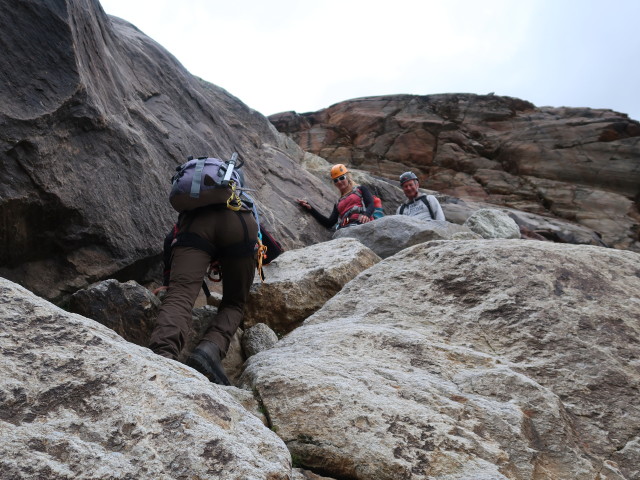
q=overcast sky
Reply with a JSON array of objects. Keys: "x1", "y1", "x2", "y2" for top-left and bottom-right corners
[{"x1": 99, "y1": 0, "x2": 640, "y2": 120}]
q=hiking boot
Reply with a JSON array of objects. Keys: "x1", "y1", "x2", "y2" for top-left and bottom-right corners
[{"x1": 186, "y1": 340, "x2": 231, "y2": 386}]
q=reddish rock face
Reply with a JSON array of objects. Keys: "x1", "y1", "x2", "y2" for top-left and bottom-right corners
[{"x1": 270, "y1": 95, "x2": 640, "y2": 252}]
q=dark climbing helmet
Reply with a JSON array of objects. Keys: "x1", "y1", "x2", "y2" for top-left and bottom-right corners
[{"x1": 399, "y1": 171, "x2": 418, "y2": 185}]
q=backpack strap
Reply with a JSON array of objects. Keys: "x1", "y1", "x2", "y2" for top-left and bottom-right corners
[
  {"x1": 190, "y1": 157, "x2": 207, "y2": 198},
  {"x1": 398, "y1": 196, "x2": 434, "y2": 218},
  {"x1": 421, "y1": 196, "x2": 436, "y2": 220}
]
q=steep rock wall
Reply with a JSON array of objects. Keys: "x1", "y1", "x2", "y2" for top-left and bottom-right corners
[{"x1": 0, "y1": 0, "x2": 334, "y2": 302}]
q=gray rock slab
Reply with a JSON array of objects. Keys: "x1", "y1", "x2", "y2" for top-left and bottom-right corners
[
  {"x1": 333, "y1": 214, "x2": 476, "y2": 258},
  {"x1": 244, "y1": 238, "x2": 380, "y2": 334},
  {"x1": 241, "y1": 241, "x2": 640, "y2": 479},
  {"x1": 463, "y1": 208, "x2": 521, "y2": 239},
  {"x1": 0, "y1": 277, "x2": 291, "y2": 479}
]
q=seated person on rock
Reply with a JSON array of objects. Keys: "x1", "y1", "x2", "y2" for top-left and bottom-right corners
[
  {"x1": 396, "y1": 171, "x2": 446, "y2": 220},
  {"x1": 297, "y1": 164, "x2": 375, "y2": 229}
]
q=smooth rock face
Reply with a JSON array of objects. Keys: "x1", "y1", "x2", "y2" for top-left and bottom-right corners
[
  {"x1": 0, "y1": 277, "x2": 291, "y2": 479},
  {"x1": 241, "y1": 241, "x2": 640, "y2": 480},
  {"x1": 270, "y1": 95, "x2": 640, "y2": 252},
  {"x1": 333, "y1": 215, "x2": 476, "y2": 258},
  {"x1": 0, "y1": 0, "x2": 335, "y2": 302},
  {"x1": 463, "y1": 208, "x2": 521, "y2": 239},
  {"x1": 244, "y1": 238, "x2": 381, "y2": 334}
]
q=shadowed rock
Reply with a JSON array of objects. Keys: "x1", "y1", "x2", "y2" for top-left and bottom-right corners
[
  {"x1": 0, "y1": 0, "x2": 334, "y2": 302},
  {"x1": 68, "y1": 279, "x2": 161, "y2": 346}
]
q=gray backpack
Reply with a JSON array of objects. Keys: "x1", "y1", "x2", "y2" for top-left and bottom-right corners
[{"x1": 169, "y1": 154, "x2": 244, "y2": 212}]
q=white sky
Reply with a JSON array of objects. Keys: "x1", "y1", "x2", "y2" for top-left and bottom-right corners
[{"x1": 99, "y1": 0, "x2": 640, "y2": 120}]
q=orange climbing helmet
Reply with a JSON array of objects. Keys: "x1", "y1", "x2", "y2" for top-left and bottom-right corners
[{"x1": 330, "y1": 164, "x2": 349, "y2": 179}]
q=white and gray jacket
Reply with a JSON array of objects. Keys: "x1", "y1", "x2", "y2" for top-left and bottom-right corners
[{"x1": 396, "y1": 194, "x2": 445, "y2": 220}]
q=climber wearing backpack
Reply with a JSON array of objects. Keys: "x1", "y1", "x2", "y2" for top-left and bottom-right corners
[
  {"x1": 296, "y1": 164, "x2": 376, "y2": 229},
  {"x1": 149, "y1": 154, "x2": 258, "y2": 386},
  {"x1": 396, "y1": 171, "x2": 446, "y2": 220}
]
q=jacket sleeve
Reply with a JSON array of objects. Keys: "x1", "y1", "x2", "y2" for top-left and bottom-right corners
[
  {"x1": 428, "y1": 196, "x2": 446, "y2": 221},
  {"x1": 309, "y1": 204, "x2": 339, "y2": 229},
  {"x1": 358, "y1": 185, "x2": 376, "y2": 217}
]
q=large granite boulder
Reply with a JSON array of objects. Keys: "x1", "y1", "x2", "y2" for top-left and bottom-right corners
[
  {"x1": 333, "y1": 215, "x2": 477, "y2": 258},
  {"x1": 463, "y1": 208, "x2": 521, "y2": 239},
  {"x1": 0, "y1": 0, "x2": 335, "y2": 303},
  {"x1": 0, "y1": 276, "x2": 291, "y2": 479},
  {"x1": 244, "y1": 238, "x2": 381, "y2": 334},
  {"x1": 3, "y1": 237, "x2": 640, "y2": 479},
  {"x1": 442, "y1": 199, "x2": 609, "y2": 246},
  {"x1": 241, "y1": 240, "x2": 640, "y2": 479},
  {"x1": 270, "y1": 95, "x2": 640, "y2": 252}
]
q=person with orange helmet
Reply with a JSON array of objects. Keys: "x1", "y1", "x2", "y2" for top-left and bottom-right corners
[{"x1": 297, "y1": 164, "x2": 376, "y2": 229}]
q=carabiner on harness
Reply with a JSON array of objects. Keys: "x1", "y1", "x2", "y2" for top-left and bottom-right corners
[{"x1": 226, "y1": 181, "x2": 243, "y2": 211}]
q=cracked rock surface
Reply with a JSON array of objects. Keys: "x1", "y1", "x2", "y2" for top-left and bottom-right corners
[{"x1": 241, "y1": 240, "x2": 640, "y2": 479}]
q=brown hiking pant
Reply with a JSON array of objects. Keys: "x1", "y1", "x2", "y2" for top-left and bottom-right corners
[{"x1": 149, "y1": 208, "x2": 257, "y2": 360}]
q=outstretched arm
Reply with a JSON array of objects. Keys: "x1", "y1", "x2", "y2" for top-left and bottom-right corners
[{"x1": 297, "y1": 198, "x2": 339, "y2": 229}]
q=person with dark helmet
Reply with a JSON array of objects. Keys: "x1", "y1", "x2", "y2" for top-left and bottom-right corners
[
  {"x1": 396, "y1": 171, "x2": 446, "y2": 220},
  {"x1": 296, "y1": 164, "x2": 376, "y2": 229}
]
